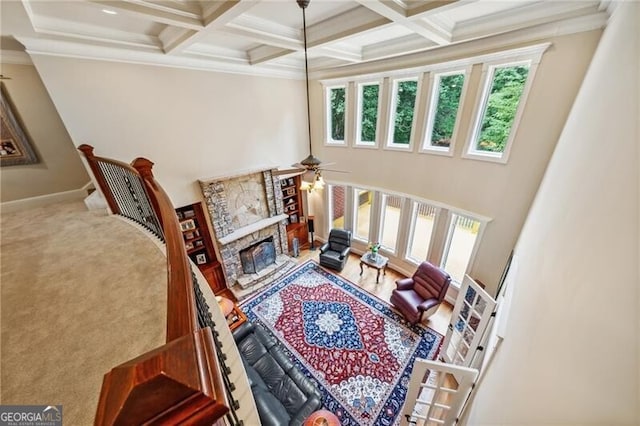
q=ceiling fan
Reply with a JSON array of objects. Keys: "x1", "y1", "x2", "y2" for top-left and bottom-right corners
[{"x1": 273, "y1": 0, "x2": 347, "y2": 189}]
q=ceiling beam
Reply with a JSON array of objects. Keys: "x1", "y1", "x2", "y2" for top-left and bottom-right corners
[
  {"x1": 452, "y1": 0, "x2": 601, "y2": 42},
  {"x1": 162, "y1": 1, "x2": 257, "y2": 54},
  {"x1": 353, "y1": 0, "x2": 453, "y2": 45},
  {"x1": 248, "y1": 44, "x2": 295, "y2": 65},
  {"x1": 246, "y1": 1, "x2": 464, "y2": 67},
  {"x1": 247, "y1": 7, "x2": 389, "y2": 65},
  {"x1": 362, "y1": 33, "x2": 435, "y2": 62}
]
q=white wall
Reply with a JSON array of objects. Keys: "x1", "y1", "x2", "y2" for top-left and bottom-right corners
[
  {"x1": 309, "y1": 30, "x2": 602, "y2": 293},
  {"x1": 0, "y1": 63, "x2": 89, "y2": 203},
  {"x1": 467, "y1": 2, "x2": 639, "y2": 424},
  {"x1": 29, "y1": 56, "x2": 308, "y2": 208}
]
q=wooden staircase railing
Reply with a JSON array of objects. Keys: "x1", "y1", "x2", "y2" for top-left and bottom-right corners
[{"x1": 79, "y1": 145, "x2": 242, "y2": 425}]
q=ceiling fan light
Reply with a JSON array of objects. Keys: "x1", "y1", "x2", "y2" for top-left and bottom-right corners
[{"x1": 300, "y1": 180, "x2": 312, "y2": 191}]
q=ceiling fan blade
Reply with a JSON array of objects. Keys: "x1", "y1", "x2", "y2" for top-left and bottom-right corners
[
  {"x1": 318, "y1": 168, "x2": 349, "y2": 173},
  {"x1": 318, "y1": 162, "x2": 336, "y2": 167},
  {"x1": 273, "y1": 167, "x2": 304, "y2": 176}
]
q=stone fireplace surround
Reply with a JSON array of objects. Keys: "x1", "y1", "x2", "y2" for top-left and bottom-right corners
[{"x1": 199, "y1": 168, "x2": 295, "y2": 298}]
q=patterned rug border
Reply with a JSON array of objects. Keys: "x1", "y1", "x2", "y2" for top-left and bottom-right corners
[{"x1": 240, "y1": 260, "x2": 444, "y2": 425}]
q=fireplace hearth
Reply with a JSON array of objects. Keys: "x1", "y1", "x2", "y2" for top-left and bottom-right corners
[{"x1": 240, "y1": 238, "x2": 276, "y2": 275}]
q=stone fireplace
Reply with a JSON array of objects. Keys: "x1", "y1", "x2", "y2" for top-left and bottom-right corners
[
  {"x1": 239, "y1": 237, "x2": 276, "y2": 275},
  {"x1": 199, "y1": 168, "x2": 296, "y2": 297}
]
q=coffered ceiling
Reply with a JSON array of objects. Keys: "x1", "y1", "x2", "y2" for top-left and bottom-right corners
[{"x1": 2, "y1": 0, "x2": 611, "y2": 78}]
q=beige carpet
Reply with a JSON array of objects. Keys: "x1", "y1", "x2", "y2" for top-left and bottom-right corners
[{"x1": 1, "y1": 201, "x2": 167, "y2": 425}]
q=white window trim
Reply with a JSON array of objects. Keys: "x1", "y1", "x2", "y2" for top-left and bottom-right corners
[
  {"x1": 405, "y1": 201, "x2": 441, "y2": 265},
  {"x1": 355, "y1": 80, "x2": 382, "y2": 148},
  {"x1": 323, "y1": 84, "x2": 347, "y2": 146},
  {"x1": 385, "y1": 76, "x2": 421, "y2": 151},
  {"x1": 440, "y1": 211, "x2": 488, "y2": 288},
  {"x1": 419, "y1": 67, "x2": 471, "y2": 157},
  {"x1": 463, "y1": 54, "x2": 544, "y2": 164}
]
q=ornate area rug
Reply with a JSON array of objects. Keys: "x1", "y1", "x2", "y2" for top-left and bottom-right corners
[{"x1": 240, "y1": 261, "x2": 443, "y2": 425}]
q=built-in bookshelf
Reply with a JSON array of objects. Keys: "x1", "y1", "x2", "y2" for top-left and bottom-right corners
[
  {"x1": 175, "y1": 202, "x2": 226, "y2": 294},
  {"x1": 280, "y1": 175, "x2": 309, "y2": 253}
]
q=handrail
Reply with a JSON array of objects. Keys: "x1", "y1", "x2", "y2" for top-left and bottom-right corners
[
  {"x1": 79, "y1": 145, "x2": 235, "y2": 425},
  {"x1": 132, "y1": 157, "x2": 199, "y2": 340}
]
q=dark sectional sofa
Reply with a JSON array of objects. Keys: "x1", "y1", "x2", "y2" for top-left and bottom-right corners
[{"x1": 232, "y1": 322, "x2": 323, "y2": 426}]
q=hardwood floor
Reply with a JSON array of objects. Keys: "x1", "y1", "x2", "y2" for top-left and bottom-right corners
[{"x1": 297, "y1": 247, "x2": 453, "y2": 336}]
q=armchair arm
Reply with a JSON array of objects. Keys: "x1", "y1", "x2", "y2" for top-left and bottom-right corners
[
  {"x1": 418, "y1": 298, "x2": 439, "y2": 313},
  {"x1": 290, "y1": 395, "x2": 323, "y2": 425},
  {"x1": 319, "y1": 242, "x2": 330, "y2": 254},
  {"x1": 232, "y1": 322, "x2": 255, "y2": 343},
  {"x1": 339, "y1": 246, "x2": 350, "y2": 260},
  {"x1": 395, "y1": 277, "x2": 414, "y2": 291}
]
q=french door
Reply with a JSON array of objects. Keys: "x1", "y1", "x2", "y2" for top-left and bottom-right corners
[
  {"x1": 401, "y1": 359, "x2": 478, "y2": 425},
  {"x1": 441, "y1": 275, "x2": 496, "y2": 367}
]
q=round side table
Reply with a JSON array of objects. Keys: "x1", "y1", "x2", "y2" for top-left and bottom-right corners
[{"x1": 304, "y1": 409, "x2": 340, "y2": 426}]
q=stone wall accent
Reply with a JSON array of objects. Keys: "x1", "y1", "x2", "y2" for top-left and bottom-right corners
[{"x1": 199, "y1": 168, "x2": 289, "y2": 287}]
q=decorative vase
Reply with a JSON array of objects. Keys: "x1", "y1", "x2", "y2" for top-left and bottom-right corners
[{"x1": 370, "y1": 250, "x2": 378, "y2": 261}]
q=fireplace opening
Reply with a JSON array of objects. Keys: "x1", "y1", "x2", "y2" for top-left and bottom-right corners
[{"x1": 239, "y1": 237, "x2": 276, "y2": 275}]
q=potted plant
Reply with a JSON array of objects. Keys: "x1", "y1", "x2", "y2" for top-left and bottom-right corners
[{"x1": 368, "y1": 242, "x2": 380, "y2": 261}]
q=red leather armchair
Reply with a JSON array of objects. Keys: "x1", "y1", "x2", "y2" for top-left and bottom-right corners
[{"x1": 390, "y1": 261, "x2": 451, "y2": 324}]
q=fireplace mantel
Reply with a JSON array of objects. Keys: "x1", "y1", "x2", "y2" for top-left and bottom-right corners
[{"x1": 218, "y1": 214, "x2": 288, "y2": 245}]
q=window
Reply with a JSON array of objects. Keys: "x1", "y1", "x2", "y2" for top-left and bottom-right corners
[
  {"x1": 326, "y1": 85, "x2": 346, "y2": 145},
  {"x1": 356, "y1": 82, "x2": 380, "y2": 146},
  {"x1": 422, "y1": 71, "x2": 466, "y2": 154},
  {"x1": 353, "y1": 188, "x2": 373, "y2": 242},
  {"x1": 441, "y1": 213, "x2": 481, "y2": 284},
  {"x1": 379, "y1": 194, "x2": 402, "y2": 252},
  {"x1": 387, "y1": 77, "x2": 418, "y2": 149},
  {"x1": 328, "y1": 185, "x2": 346, "y2": 229},
  {"x1": 407, "y1": 202, "x2": 438, "y2": 263},
  {"x1": 466, "y1": 62, "x2": 531, "y2": 162}
]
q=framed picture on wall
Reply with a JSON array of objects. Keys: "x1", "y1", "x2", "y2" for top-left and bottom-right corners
[
  {"x1": 196, "y1": 253, "x2": 207, "y2": 265},
  {"x1": 0, "y1": 84, "x2": 39, "y2": 167}
]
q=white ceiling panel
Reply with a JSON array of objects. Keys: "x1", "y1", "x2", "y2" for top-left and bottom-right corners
[
  {"x1": 30, "y1": 1, "x2": 165, "y2": 35},
  {"x1": 2, "y1": 0, "x2": 610, "y2": 78}
]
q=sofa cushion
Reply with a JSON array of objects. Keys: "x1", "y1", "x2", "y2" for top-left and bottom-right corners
[
  {"x1": 253, "y1": 386, "x2": 291, "y2": 426},
  {"x1": 254, "y1": 352, "x2": 287, "y2": 389},
  {"x1": 236, "y1": 333, "x2": 268, "y2": 365},
  {"x1": 243, "y1": 360, "x2": 268, "y2": 391},
  {"x1": 272, "y1": 375, "x2": 308, "y2": 414}
]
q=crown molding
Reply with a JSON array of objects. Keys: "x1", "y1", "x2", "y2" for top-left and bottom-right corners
[{"x1": 17, "y1": 36, "x2": 304, "y2": 79}]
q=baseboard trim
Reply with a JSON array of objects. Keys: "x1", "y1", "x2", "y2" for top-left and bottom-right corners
[{"x1": 1, "y1": 188, "x2": 88, "y2": 213}]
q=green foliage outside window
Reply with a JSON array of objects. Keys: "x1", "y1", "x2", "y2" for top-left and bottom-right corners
[
  {"x1": 430, "y1": 74, "x2": 465, "y2": 147},
  {"x1": 330, "y1": 87, "x2": 345, "y2": 141},
  {"x1": 393, "y1": 80, "x2": 418, "y2": 144},
  {"x1": 360, "y1": 84, "x2": 379, "y2": 142},
  {"x1": 476, "y1": 65, "x2": 529, "y2": 152}
]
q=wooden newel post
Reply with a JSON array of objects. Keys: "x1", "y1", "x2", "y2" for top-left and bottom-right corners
[
  {"x1": 132, "y1": 157, "x2": 166, "y2": 236},
  {"x1": 78, "y1": 144, "x2": 119, "y2": 214},
  {"x1": 132, "y1": 157, "x2": 155, "y2": 180}
]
